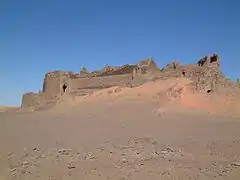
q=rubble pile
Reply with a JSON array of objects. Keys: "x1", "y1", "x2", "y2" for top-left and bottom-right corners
[{"x1": 161, "y1": 54, "x2": 237, "y2": 93}]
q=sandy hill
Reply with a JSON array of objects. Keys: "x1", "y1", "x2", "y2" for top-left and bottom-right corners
[{"x1": 52, "y1": 76, "x2": 240, "y2": 118}]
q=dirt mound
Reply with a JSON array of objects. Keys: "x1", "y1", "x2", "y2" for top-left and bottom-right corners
[
  {"x1": 50, "y1": 74, "x2": 240, "y2": 117},
  {"x1": 150, "y1": 79, "x2": 240, "y2": 117}
]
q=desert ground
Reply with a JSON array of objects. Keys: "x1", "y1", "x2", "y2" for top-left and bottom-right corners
[{"x1": 1, "y1": 79, "x2": 240, "y2": 180}]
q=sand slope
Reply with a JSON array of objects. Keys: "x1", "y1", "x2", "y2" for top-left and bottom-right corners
[
  {"x1": 1, "y1": 78, "x2": 240, "y2": 180},
  {"x1": 54, "y1": 77, "x2": 240, "y2": 117}
]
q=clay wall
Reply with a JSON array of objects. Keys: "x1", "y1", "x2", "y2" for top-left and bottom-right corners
[
  {"x1": 69, "y1": 74, "x2": 132, "y2": 91},
  {"x1": 21, "y1": 92, "x2": 45, "y2": 109},
  {"x1": 42, "y1": 71, "x2": 73, "y2": 100}
]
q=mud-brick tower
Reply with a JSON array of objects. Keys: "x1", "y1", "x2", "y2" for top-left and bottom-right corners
[{"x1": 42, "y1": 71, "x2": 73, "y2": 101}]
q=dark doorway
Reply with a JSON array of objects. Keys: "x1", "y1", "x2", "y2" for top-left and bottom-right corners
[
  {"x1": 62, "y1": 84, "x2": 67, "y2": 92},
  {"x1": 182, "y1": 71, "x2": 186, "y2": 77},
  {"x1": 207, "y1": 89, "x2": 212, "y2": 94}
]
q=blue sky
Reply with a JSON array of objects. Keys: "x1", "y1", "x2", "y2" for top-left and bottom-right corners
[{"x1": 0, "y1": 0, "x2": 239, "y2": 106}]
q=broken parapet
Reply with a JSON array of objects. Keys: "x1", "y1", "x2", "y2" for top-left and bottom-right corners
[
  {"x1": 90, "y1": 64, "x2": 137, "y2": 77},
  {"x1": 197, "y1": 53, "x2": 220, "y2": 68},
  {"x1": 159, "y1": 54, "x2": 233, "y2": 93},
  {"x1": 190, "y1": 53, "x2": 226, "y2": 92}
]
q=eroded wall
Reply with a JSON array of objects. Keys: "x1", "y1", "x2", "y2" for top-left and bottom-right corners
[
  {"x1": 21, "y1": 92, "x2": 45, "y2": 109},
  {"x1": 69, "y1": 74, "x2": 133, "y2": 91}
]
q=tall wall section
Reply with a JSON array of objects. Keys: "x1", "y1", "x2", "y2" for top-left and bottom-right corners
[
  {"x1": 20, "y1": 59, "x2": 159, "y2": 109},
  {"x1": 42, "y1": 71, "x2": 73, "y2": 101},
  {"x1": 69, "y1": 74, "x2": 132, "y2": 93}
]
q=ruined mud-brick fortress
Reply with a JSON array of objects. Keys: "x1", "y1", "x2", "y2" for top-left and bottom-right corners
[{"x1": 21, "y1": 54, "x2": 235, "y2": 110}]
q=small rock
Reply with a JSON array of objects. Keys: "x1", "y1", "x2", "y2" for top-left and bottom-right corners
[
  {"x1": 68, "y1": 163, "x2": 76, "y2": 169},
  {"x1": 33, "y1": 146, "x2": 39, "y2": 151},
  {"x1": 97, "y1": 147, "x2": 104, "y2": 152},
  {"x1": 153, "y1": 151, "x2": 160, "y2": 155},
  {"x1": 58, "y1": 149, "x2": 71, "y2": 155},
  {"x1": 161, "y1": 170, "x2": 170, "y2": 176},
  {"x1": 7, "y1": 152, "x2": 14, "y2": 160},
  {"x1": 12, "y1": 171, "x2": 18, "y2": 176},
  {"x1": 113, "y1": 164, "x2": 121, "y2": 169},
  {"x1": 165, "y1": 147, "x2": 174, "y2": 153},
  {"x1": 161, "y1": 150, "x2": 169, "y2": 154},
  {"x1": 231, "y1": 162, "x2": 240, "y2": 167},
  {"x1": 10, "y1": 168, "x2": 18, "y2": 176},
  {"x1": 8, "y1": 152, "x2": 14, "y2": 156},
  {"x1": 84, "y1": 152, "x2": 96, "y2": 160},
  {"x1": 10, "y1": 167, "x2": 17, "y2": 173},
  {"x1": 122, "y1": 158, "x2": 128, "y2": 163},
  {"x1": 21, "y1": 161, "x2": 29, "y2": 167}
]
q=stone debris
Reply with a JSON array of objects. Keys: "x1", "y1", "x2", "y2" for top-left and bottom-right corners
[
  {"x1": 84, "y1": 152, "x2": 96, "y2": 161},
  {"x1": 58, "y1": 149, "x2": 72, "y2": 155},
  {"x1": 68, "y1": 162, "x2": 76, "y2": 169},
  {"x1": 32, "y1": 146, "x2": 40, "y2": 152},
  {"x1": 231, "y1": 162, "x2": 240, "y2": 167},
  {"x1": 3, "y1": 138, "x2": 240, "y2": 179},
  {"x1": 7, "y1": 152, "x2": 14, "y2": 160},
  {"x1": 121, "y1": 158, "x2": 128, "y2": 164}
]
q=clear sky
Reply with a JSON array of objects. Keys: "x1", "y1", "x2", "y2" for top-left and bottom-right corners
[{"x1": 0, "y1": 0, "x2": 239, "y2": 106}]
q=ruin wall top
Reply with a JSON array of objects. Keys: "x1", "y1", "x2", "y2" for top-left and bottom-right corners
[
  {"x1": 43, "y1": 58, "x2": 158, "y2": 82},
  {"x1": 45, "y1": 71, "x2": 75, "y2": 79},
  {"x1": 196, "y1": 53, "x2": 220, "y2": 68}
]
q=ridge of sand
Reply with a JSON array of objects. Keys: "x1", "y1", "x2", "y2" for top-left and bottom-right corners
[{"x1": 50, "y1": 77, "x2": 240, "y2": 117}]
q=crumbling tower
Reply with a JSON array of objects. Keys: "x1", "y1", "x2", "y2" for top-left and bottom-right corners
[
  {"x1": 197, "y1": 53, "x2": 220, "y2": 68},
  {"x1": 191, "y1": 53, "x2": 231, "y2": 92},
  {"x1": 42, "y1": 71, "x2": 73, "y2": 101}
]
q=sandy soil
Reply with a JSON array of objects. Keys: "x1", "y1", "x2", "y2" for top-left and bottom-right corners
[
  {"x1": 1, "y1": 80, "x2": 240, "y2": 180},
  {"x1": 0, "y1": 107, "x2": 19, "y2": 113}
]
